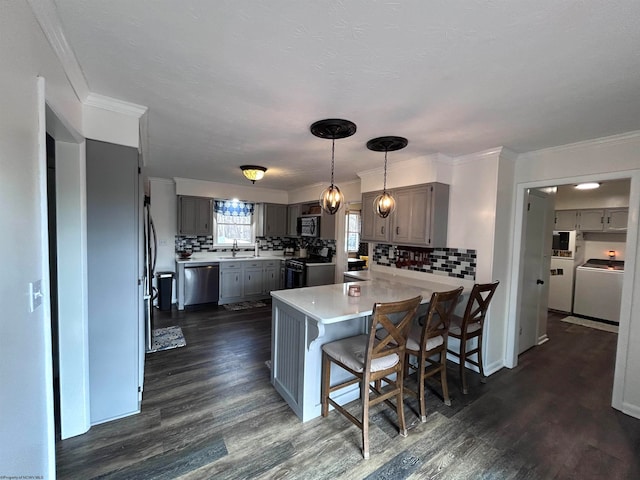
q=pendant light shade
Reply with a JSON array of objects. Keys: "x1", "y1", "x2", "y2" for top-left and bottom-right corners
[
  {"x1": 374, "y1": 191, "x2": 396, "y2": 218},
  {"x1": 240, "y1": 165, "x2": 267, "y2": 183},
  {"x1": 366, "y1": 136, "x2": 408, "y2": 218},
  {"x1": 311, "y1": 119, "x2": 357, "y2": 215}
]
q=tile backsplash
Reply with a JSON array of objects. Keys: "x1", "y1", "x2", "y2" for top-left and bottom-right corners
[
  {"x1": 175, "y1": 235, "x2": 335, "y2": 254},
  {"x1": 373, "y1": 244, "x2": 476, "y2": 280}
]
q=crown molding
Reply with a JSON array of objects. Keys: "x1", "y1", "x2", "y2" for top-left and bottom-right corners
[
  {"x1": 450, "y1": 147, "x2": 505, "y2": 166},
  {"x1": 523, "y1": 130, "x2": 640, "y2": 157},
  {"x1": 28, "y1": 0, "x2": 90, "y2": 102},
  {"x1": 84, "y1": 93, "x2": 148, "y2": 118}
]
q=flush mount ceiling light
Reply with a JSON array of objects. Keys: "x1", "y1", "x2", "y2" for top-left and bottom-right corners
[
  {"x1": 366, "y1": 136, "x2": 408, "y2": 218},
  {"x1": 240, "y1": 165, "x2": 267, "y2": 184},
  {"x1": 311, "y1": 118, "x2": 357, "y2": 215},
  {"x1": 574, "y1": 182, "x2": 600, "y2": 190}
]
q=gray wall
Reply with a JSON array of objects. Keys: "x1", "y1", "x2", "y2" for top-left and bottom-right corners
[{"x1": 87, "y1": 139, "x2": 141, "y2": 424}]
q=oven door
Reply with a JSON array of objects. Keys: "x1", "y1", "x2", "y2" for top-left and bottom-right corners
[{"x1": 285, "y1": 264, "x2": 306, "y2": 288}]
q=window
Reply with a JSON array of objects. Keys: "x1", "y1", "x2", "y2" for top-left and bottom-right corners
[
  {"x1": 214, "y1": 199, "x2": 254, "y2": 245},
  {"x1": 216, "y1": 213, "x2": 252, "y2": 245},
  {"x1": 346, "y1": 211, "x2": 361, "y2": 253}
]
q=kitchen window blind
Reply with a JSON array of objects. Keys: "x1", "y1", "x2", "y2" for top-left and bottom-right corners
[{"x1": 214, "y1": 199, "x2": 255, "y2": 217}]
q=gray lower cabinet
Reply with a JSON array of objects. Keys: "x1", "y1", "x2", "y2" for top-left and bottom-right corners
[
  {"x1": 264, "y1": 261, "x2": 281, "y2": 292},
  {"x1": 243, "y1": 264, "x2": 264, "y2": 296},
  {"x1": 219, "y1": 264, "x2": 243, "y2": 299},
  {"x1": 219, "y1": 259, "x2": 282, "y2": 304}
]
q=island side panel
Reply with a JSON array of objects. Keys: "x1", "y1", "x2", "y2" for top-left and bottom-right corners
[{"x1": 271, "y1": 297, "x2": 368, "y2": 422}]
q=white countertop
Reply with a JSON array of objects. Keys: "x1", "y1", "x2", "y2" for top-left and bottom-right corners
[
  {"x1": 342, "y1": 270, "x2": 372, "y2": 281},
  {"x1": 175, "y1": 252, "x2": 284, "y2": 265},
  {"x1": 271, "y1": 275, "x2": 470, "y2": 324}
]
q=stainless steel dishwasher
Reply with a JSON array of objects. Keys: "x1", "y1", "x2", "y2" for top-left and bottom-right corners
[{"x1": 184, "y1": 264, "x2": 220, "y2": 306}]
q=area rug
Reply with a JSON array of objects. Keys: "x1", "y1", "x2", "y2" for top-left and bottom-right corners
[
  {"x1": 147, "y1": 326, "x2": 186, "y2": 353},
  {"x1": 561, "y1": 316, "x2": 618, "y2": 333},
  {"x1": 223, "y1": 300, "x2": 268, "y2": 311}
]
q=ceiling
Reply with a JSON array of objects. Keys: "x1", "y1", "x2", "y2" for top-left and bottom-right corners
[{"x1": 53, "y1": 0, "x2": 640, "y2": 191}]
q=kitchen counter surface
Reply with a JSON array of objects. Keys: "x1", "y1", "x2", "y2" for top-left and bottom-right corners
[
  {"x1": 175, "y1": 252, "x2": 285, "y2": 265},
  {"x1": 271, "y1": 275, "x2": 469, "y2": 324},
  {"x1": 342, "y1": 269, "x2": 371, "y2": 281},
  {"x1": 176, "y1": 252, "x2": 335, "y2": 266}
]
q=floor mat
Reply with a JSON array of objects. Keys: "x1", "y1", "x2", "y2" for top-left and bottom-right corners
[
  {"x1": 561, "y1": 316, "x2": 618, "y2": 333},
  {"x1": 223, "y1": 300, "x2": 268, "y2": 311},
  {"x1": 147, "y1": 326, "x2": 186, "y2": 353}
]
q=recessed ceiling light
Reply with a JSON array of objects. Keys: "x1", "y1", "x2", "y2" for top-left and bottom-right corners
[{"x1": 575, "y1": 182, "x2": 600, "y2": 190}]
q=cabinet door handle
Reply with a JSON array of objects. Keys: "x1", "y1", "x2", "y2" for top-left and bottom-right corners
[
  {"x1": 381, "y1": 226, "x2": 385, "y2": 234},
  {"x1": 396, "y1": 226, "x2": 399, "y2": 235}
]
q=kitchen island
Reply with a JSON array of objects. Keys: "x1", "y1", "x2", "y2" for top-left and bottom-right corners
[{"x1": 270, "y1": 275, "x2": 472, "y2": 421}]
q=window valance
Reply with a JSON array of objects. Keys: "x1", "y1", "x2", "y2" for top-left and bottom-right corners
[{"x1": 214, "y1": 199, "x2": 255, "y2": 217}]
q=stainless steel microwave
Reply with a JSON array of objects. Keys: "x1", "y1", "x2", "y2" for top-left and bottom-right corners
[{"x1": 297, "y1": 216, "x2": 320, "y2": 237}]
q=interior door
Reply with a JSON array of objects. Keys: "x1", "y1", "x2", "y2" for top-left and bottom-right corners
[{"x1": 518, "y1": 189, "x2": 552, "y2": 354}]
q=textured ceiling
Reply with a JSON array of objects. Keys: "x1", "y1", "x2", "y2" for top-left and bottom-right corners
[{"x1": 53, "y1": 0, "x2": 640, "y2": 191}]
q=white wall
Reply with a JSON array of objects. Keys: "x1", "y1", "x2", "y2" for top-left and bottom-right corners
[
  {"x1": 149, "y1": 178, "x2": 178, "y2": 303},
  {"x1": 358, "y1": 154, "x2": 453, "y2": 193},
  {"x1": 55, "y1": 140, "x2": 91, "y2": 439},
  {"x1": 0, "y1": 2, "x2": 82, "y2": 476},
  {"x1": 510, "y1": 131, "x2": 640, "y2": 418},
  {"x1": 175, "y1": 177, "x2": 289, "y2": 204},
  {"x1": 583, "y1": 234, "x2": 626, "y2": 261},
  {"x1": 555, "y1": 179, "x2": 630, "y2": 209}
]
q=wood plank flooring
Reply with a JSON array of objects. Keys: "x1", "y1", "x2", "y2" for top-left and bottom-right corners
[{"x1": 56, "y1": 306, "x2": 640, "y2": 479}]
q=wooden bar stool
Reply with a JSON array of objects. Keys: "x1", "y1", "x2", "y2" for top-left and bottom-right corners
[
  {"x1": 447, "y1": 281, "x2": 499, "y2": 394},
  {"x1": 404, "y1": 287, "x2": 463, "y2": 422},
  {"x1": 321, "y1": 295, "x2": 422, "y2": 459}
]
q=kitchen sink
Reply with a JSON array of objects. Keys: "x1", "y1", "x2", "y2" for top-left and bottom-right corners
[{"x1": 230, "y1": 255, "x2": 255, "y2": 259}]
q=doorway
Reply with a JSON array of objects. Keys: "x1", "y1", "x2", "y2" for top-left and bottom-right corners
[
  {"x1": 46, "y1": 133, "x2": 60, "y2": 438},
  {"x1": 508, "y1": 172, "x2": 639, "y2": 415},
  {"x1": 45, "y1": 103, "x2": 91, "y2": 439}
]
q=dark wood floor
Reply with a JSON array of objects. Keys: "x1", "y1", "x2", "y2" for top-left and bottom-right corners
[{"x1": 56, "y1": 306, "x2": 640, "y2": 479}]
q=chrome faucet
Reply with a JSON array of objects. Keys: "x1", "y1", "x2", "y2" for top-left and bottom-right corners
[{"x1": 232, "y1": 239, "x2": 238, "y2": 257}]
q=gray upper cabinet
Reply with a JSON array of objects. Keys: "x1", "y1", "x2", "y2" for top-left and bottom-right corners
[
  {"x1": 577, "y1": 209, "x2": 605, "y2": 231},
  {"x1": 178, "y1": 196, "x2": 212, "y2": 235},
  {"x1": 260, "y1": 203, "x2": 288, "y2": 237},
  {"x1": 362, "y1": 183, "x2": 449, "y2": 247},
  {"x1": 393, "y1": 183, "x2": 449, "y2": 247},
  {"x1": 287, "y1": 204, "x2": 301, "y2": 236},
  {"x1": 319, "y1": 210, "x2": 336, "y2": 239},
  {"x1": 605, "y1": 208, "x2": 628, "y2": 232},
  {"x1": 554, "y1": 210, "x2": 578, "y2": 230},
  {"x1": 555, "y1": 207, "x2": 628, "y2": 232},
  {"x1": 361, "y1": 191, "x2": 391, "y2": 243}
]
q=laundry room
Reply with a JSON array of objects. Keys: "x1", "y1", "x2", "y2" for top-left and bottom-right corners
[{"x1": 548, "y1": 179, "x2": 629, "y2": 325}]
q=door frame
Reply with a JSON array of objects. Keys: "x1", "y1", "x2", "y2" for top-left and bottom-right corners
[
  {"x1": 506, "y1": 170, "x2": 639, "y2": 413},
  {"x1": 45, "y1": 94, "x2": 91, "y2": 439}
]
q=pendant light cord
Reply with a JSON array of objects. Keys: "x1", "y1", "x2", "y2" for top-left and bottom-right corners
[
  {"x1": 382, "y1": 150, "x2": 388, "y2": 193},
  {"x1": 330, "y1": 137, "x2": 336, "y2": 186}
]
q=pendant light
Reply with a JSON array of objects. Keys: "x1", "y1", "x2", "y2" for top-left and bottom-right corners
[
  {"x1": 366, "y1": 136, "x2": 408, "y2": 218},
  {"x1": 311, "y1": 119, "x2": 357, "y2": 215}
]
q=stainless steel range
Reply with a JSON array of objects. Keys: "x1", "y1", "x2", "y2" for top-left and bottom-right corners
[{"x1": 284, "y1": 249, "x2": 334, "y2": 288}]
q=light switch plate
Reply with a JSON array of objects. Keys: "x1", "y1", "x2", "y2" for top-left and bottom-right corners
[{"x1": 29, "y1": 279, "x2": 43, "y2": 312}]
